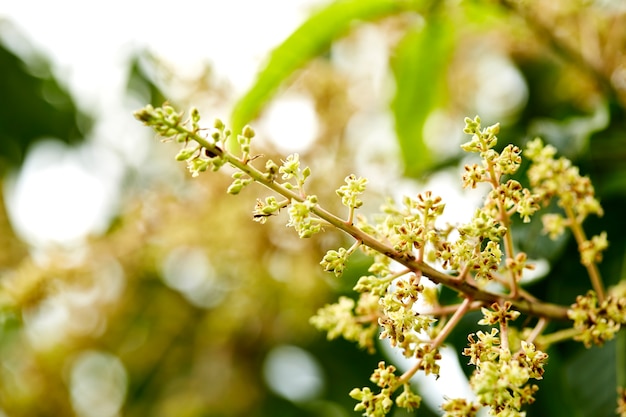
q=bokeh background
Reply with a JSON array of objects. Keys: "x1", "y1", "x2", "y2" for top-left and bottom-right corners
[{"x1": 1, "y1": 1, "x2": 626, "y2": 416}]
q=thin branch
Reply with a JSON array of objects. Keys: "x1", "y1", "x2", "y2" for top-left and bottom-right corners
[
  {"x1": 564, "y1": 205, "x2": 606, "y2": 302},
  {"x1": 526, "y1": 317, "x2": 548, "y2": 345},
  {"x1": 396, "y1": 297, "x2": 474, "y2": 386},
  {"x1": 420, "y1": 300, "x2": 483, "y2": 317},
  {"x1": 141, "y1": 112, "x2": 571, "y2": 322},
  {"x1": 537, "y1": 327, "x2": 580, "y2": 347}
]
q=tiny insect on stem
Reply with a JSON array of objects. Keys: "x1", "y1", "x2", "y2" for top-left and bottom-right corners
[{"x1": 205, "y1": 146, "x2": 223, "y2": 158}]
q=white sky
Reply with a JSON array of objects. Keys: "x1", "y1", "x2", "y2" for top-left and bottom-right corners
[
  {"x1": 1, "y1": 0, "x2": 322, "y2": 246},
  {"x1": 2, "y1": 0, "x2": 320, "y2": 97}
]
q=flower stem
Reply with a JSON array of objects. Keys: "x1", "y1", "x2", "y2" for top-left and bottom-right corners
[
  {"x1": 143, "y1": 112, "x2": 571, "y2": 322},
  {"x1": 564, "y1": 205, "x2": 606, "y2": 302},
  {"x1": 396, "y1": 297, "x2": 474, "y2": 385},
  {"x1": 536, "y1": 327, "x2": 580, "y2": 347}
]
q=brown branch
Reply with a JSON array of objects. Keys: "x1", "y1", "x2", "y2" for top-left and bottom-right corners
[
  {"x1": 316, "y1": 209, "x2": 569, "y2": 321},
  {"x1": 137, "y1": 108, "x2": 572, "y2": 323}
]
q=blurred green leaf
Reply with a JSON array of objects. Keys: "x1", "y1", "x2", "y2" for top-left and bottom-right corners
[
  {"x1": 230, "y1": 0, "x2": 426, "y2": 135},
  {"x1": 618, "y1": 327, "x2": 626, "y2": 390},
  {"x1": 126, "y1": 53, "x2": 167, "y2": 108},
  {"x1": 564, "y1": 341, "x2": 618, "y2": 417},
  {"x1": 390, "y1": 15, "x2": 454, "y2": 178},
  {"x1": 0, "y1": 27, "x2": 90, "y2": 172},
  {"x1": 530, "y1": 348, "x2": 578, "y2": 417}
]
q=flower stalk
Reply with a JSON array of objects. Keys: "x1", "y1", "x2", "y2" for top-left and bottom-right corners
[{"x1": 135, "y1": 105, "x2": 624, "y2": 417}]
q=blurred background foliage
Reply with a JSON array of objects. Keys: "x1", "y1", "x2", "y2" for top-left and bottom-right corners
[{"x1": 1, "y1": 0, "x2": 626, "y2": 416}]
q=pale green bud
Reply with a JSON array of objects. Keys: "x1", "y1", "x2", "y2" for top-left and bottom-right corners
[
  {"x1": 190, "y1": 107, "x2": 200, "y2": 124},
  {"x1": 175, "y1": 148, "x2": 196, "y2": 161},
  {"x1": 242, "y1": 125, "x2": 255, "y2": 139}
]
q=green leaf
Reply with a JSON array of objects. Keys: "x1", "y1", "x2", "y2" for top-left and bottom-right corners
[
  {"x1": 390, "y1": 15, "x2": 455, "y2": 178},
  {"x1": 618, "y1": 325, "x2": 626, "y2": 389},
  {"x1": 530, "y1": 349, "x2": 579, "y2": 417},
  {"x1": 564, "y1": 341, "x2": 619, "y2": 417},
  {"x1": 126, "y1": 52, "x2": 167, "y2": 108},
  {"x1": 230, "y1": 0, "x2": 426, "y2": 135},
  {"x1": 0, "y1": 35, "x2": 90, "y2": 171}
]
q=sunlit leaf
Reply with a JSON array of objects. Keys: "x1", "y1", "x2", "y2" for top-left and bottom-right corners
[
  {"x1": 230, "y1": 0, "x2": 426, "y2": 135},
  {"x1": 390, "y1": 15, "x2": 455, "y2": 178}
]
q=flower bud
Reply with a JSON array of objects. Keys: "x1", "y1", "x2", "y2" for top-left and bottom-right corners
[
  {"x1": 242, "y1": 125, "x2": 255, "y2": 139},
  {"x1": 214, "y1": 118, "x2": 225, "y2": 129},
  {"x1": 175, "y1": 148, "x2": 196, "y2": 161}
]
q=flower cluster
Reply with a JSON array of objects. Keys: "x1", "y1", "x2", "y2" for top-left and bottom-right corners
[
  {"x1": 135, "y1": 105, "x2": 623, "y2": 417},
  {"x1": 579, "y1": 231, "x2": 609, "y2": 266},
  {"x1": 349, "y1": 362, "x2": 422, "y2": 416},
  {"x1": 135, "y1": 105, "x2": 230, "y2": 177},
  {"x1": 446, "y1": 117, "x2": 541, "y2": 289},
  {"x1": 252, "y1": 196, "x2": 287, "y2": 224},
  {"x1": 525, "y1": 138, "x2": 603, "y2": 222},
  {"x1": 279, "y1": 153, "x2": 311, "y2": 192},
  {"x1": 320, "y1": 247, "x2": 350, "y2": 277},
  {"x1": 309, "y1": 295, "x2": 380, "y2": 353},
  {"x1": 453, "y1": 303, "x2": 548, "y2": 416},
  {"x1": 287, "y1": 195, "x2": 321, "y2": 238},
  {"x1": 441, "y1": 397, "x2": 481, "y2": 417},
  {"x1": 478, "y1": 301, "x2": 521, "y2": 326},
  {"x1": 337, "y1": 174, "x2": 368, "y2": 210},
  {"x1": 525, "y1": 138, "x2": 608, "y2": 272},
  {"x1": 568, "y1": 290, "x2": 626, "y2": 347},
  {"x1": 453, "y1": 210, "x2": 506, "y2": 282}
]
